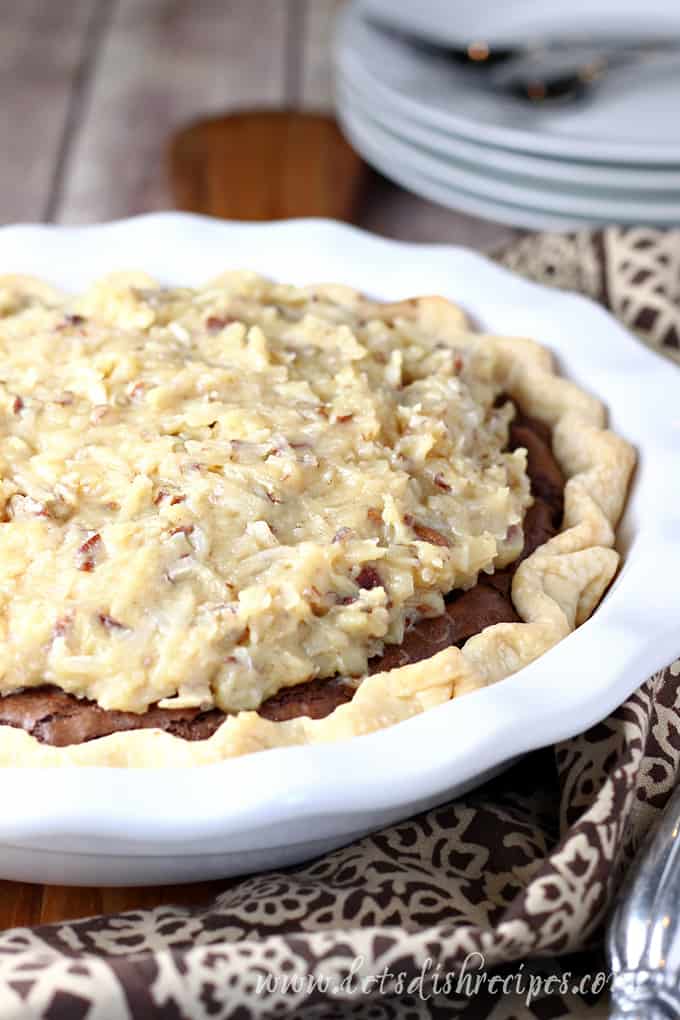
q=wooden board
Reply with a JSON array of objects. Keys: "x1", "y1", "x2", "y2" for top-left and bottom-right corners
[
  {"x1": 0, "y1": 879, "x2": 231, "y2": 928},
  {"x1": 169, "y1": 110, "x2": 369, "y2": 221}
]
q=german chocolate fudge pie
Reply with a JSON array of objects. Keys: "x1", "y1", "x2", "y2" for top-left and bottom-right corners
[{"x1": 0, "y1": 272, "x2": 635, "y2": 765}]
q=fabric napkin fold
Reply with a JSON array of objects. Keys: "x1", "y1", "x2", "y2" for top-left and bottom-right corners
[{"x1": 0, "y1": 227, "x2": 678, "y2": 1020}]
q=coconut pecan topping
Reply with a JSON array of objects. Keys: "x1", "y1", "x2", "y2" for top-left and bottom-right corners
[{"x1": 0, "y1": 271, "x2": 532, "y2": 720}]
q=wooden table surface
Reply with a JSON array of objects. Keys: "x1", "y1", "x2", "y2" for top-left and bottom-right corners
[{"x1": 1, "y1": 0, "x2": 518, "y2": 930}]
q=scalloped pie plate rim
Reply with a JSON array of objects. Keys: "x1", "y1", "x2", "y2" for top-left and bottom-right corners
[{"x1": 0, "y1": 214, "x2": 677, "y2": 885}]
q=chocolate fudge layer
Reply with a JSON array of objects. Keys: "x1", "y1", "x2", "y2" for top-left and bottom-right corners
[{"x1": 0, "y1": 405, "x2": 563, "y2": 746}]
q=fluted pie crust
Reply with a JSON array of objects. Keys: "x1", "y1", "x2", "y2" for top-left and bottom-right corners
[{"x1": 0, "y1": 278, "x2": 635, "y2": 766}]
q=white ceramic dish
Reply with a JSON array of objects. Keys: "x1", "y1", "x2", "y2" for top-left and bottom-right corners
[
  {"x1": 337, "y1": 3, "x2": 680, "y2": 163},
  {"x1": 359, "y1": 0, "x2": 680, "y2": 50},
  {"x1": 336, "y1": 81, "x2": 680, "y2": 228},
  {"x1": 0, "y1": 213, "x2": 678, "y2": 887},
  {"x1": 338, "y1": 69, "x2": 680, "y2": 193},
  {"x1": 336, "y1": 93, "x2": 598, "y2": 230}
]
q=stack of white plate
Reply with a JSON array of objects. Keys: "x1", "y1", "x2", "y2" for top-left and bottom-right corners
[{"x1": 333, "y1": 0, "x2": 680, "y2": 229}]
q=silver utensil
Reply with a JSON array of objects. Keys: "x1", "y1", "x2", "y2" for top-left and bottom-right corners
[
  {"x1": 607, "y1": 781, "x2": 680, "y2": 1018},
  {"x1": 401, "y1": 27, "x2": 680, "y2": 102},
  {"x1": 476, "y1": 42, "x2": 680, "y2": 103}
]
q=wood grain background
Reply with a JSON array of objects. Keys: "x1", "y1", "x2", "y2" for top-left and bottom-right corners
[
  {"x1": 0, "y1": 0, "x2": 518, "y2": 929},
  {"x1": 2, "y1": 0, "x2": 516, "y2": 246}
]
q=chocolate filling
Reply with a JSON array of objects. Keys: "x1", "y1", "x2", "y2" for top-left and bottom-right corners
[{"x1": 0, "y1": 402, "x2": 564, "y2": 746}]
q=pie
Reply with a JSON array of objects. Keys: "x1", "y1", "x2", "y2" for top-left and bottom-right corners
[{"x1": 0, "y1": 271, "x2": 635, "y2": 766}]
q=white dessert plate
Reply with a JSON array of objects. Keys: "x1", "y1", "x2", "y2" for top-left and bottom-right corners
[
  {"x1": 338, "y1": 68, "x2": 680, "y2": 193},
  {"x1": 336, "y1": 92, "x2": 600, "y2": 230},
  {"x1": 336, "y1": 81, "x2": 680, "y2": 227},
  {"x1": 358, "y1": 0, "x2": 680, "y2": 51},
  {"x1": 0, "y1": 214, "x2": 678, "y2": 887},
  {"x1": 336, "y1": 2, "x2": 680, "y2": 163}
]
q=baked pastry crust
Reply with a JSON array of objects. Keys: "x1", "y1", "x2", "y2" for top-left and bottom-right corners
[{"x1": 0, "y1": 280, "x2": 635, "y2": 766}]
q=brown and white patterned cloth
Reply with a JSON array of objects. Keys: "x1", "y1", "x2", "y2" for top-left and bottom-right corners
[{"x1": 0, "y1": 227, "x2": 679, "y2": 1020}]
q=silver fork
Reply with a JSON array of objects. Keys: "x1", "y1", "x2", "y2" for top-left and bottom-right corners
[
  {"x1": 372, "y1": 13, "x2": 680, "y2": 104},
  {"x1": 481, "y1": 41, "x2": 680, "y2": 103}
]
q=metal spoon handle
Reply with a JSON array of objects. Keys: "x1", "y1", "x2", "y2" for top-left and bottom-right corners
[{"x1": 607, "y1": 781, "x2": 680, "y2": 1017}]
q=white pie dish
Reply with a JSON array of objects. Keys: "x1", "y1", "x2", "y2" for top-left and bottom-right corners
[{"x1": 0, "y1": 213, "x2": 677, "y2": 887}]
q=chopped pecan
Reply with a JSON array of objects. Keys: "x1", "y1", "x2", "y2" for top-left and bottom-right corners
[
  {"x1": 97, "y1": 613, "x2": 128, "y2": 631},
  {"x1": 355, "y1": 566, "x2": 383, "y2": 590},
  {"x1": 170, "y1": 524, "x2": 194, "y2": 537},
  {"x1": 406, "y1": 517, "x2": 450, "y2": 547},
  {"x1": 433, "y1": 473, "x2": 451, "y2": 492},
  {"x1": 335, "y1": 413, "x2": 354, "y2": 424},
  {"x1": 77, "y1": 532, "x2": 103, "y2": 571},
  {"x1": 78, "y1": 533, "x2": 101, "y2": 556},
  {"x1": 154, "y1": 490, "x2": 186, "y2": 506},
  {"x1": 205, "y1": 315, "x2": 234, "y2": 333}
]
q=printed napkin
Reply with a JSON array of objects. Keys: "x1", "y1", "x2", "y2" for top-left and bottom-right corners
[{"x1": 0, "y1": 227, "x2": 678, "y2": 1020}]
